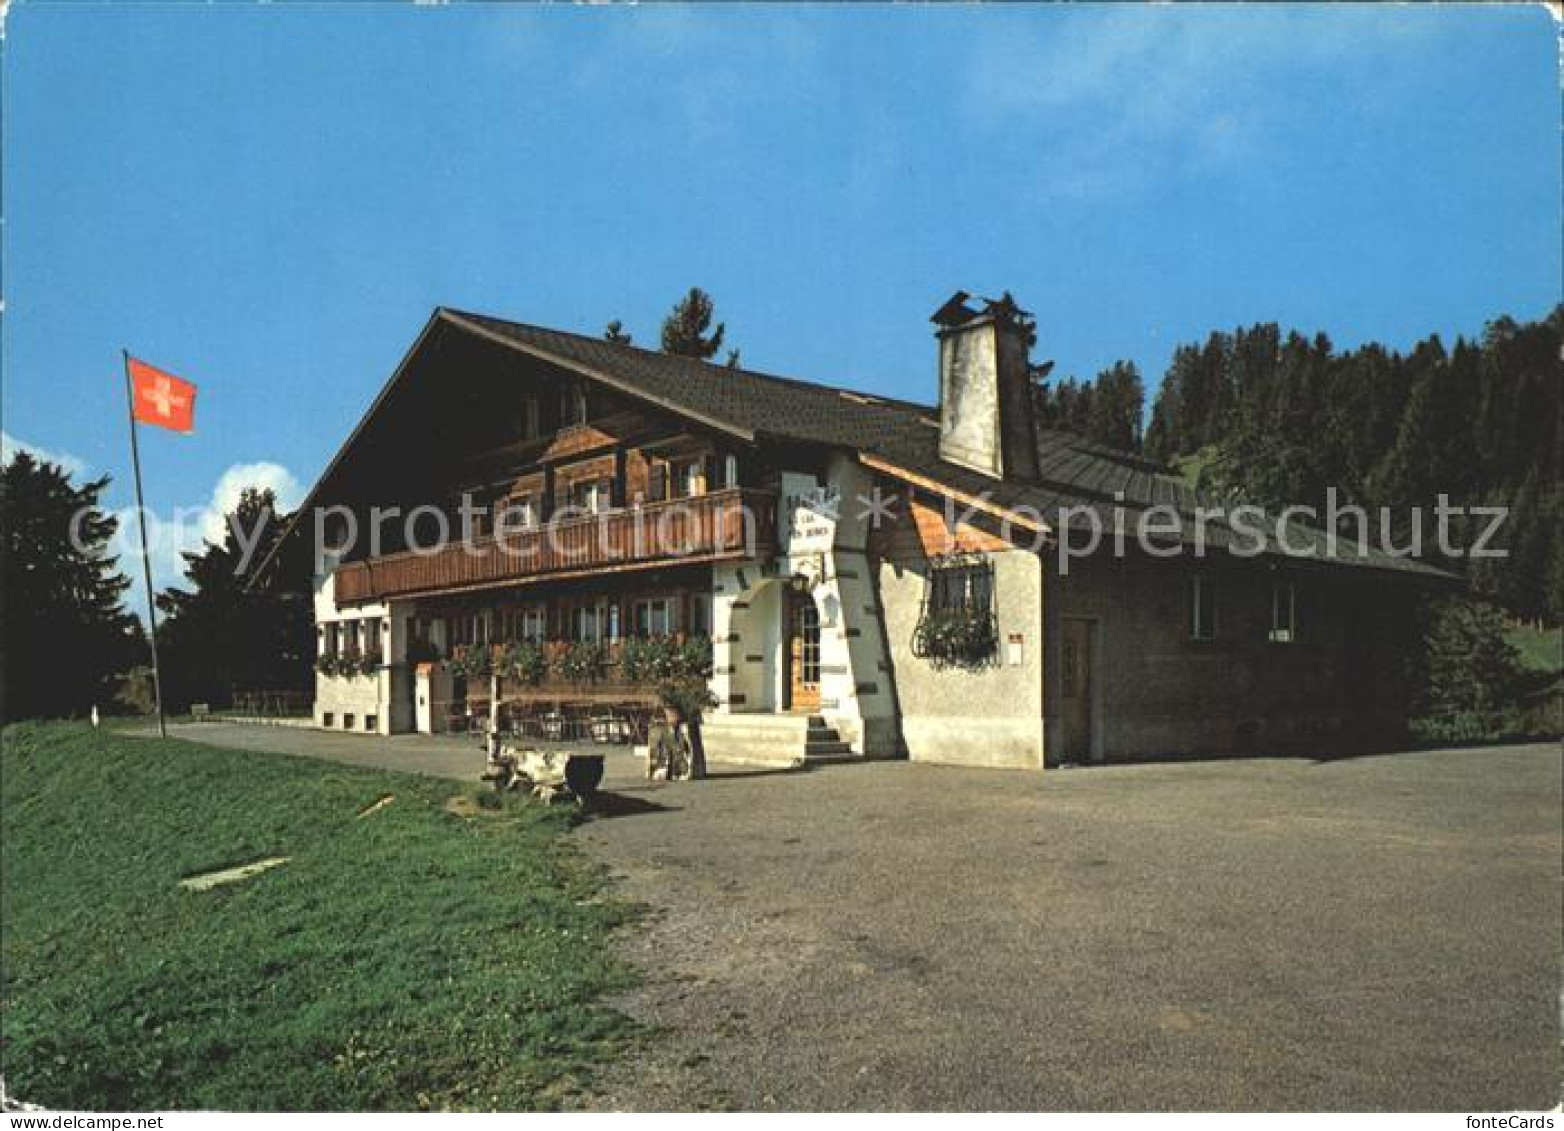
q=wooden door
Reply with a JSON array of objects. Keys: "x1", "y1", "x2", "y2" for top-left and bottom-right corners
[
  {"x1": 1059, "y1": 618, "x2": 1094, "y2": 761},
  {"x1": 785, "y1": 590, "x2": 822, "y2": 713}
]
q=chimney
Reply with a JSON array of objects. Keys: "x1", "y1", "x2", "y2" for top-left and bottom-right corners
[{"x1": 931, "y1": 291, "x2": 1040, "y2": 481}]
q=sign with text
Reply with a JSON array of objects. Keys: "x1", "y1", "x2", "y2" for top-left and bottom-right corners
[{"x1": 780, "y1": 471, "x2": 839, "y2": 559}]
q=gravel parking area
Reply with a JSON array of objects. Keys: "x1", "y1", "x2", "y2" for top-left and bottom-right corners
[{"x1": 574, "y1": 744, "x2": 1561, "y2": 1111}]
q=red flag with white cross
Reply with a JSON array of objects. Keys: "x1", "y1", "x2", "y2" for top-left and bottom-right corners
[{"x1": 127, "y1": 356, "x2": 196, "y2": 433}]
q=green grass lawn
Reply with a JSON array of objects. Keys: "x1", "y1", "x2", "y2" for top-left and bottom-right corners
[
  {"x1": 1505, "y1": 624, "x2": 1563, "y2": 676},
  {"x1": 0, "y1": 721, "x2": 638, "y2": 1111}
]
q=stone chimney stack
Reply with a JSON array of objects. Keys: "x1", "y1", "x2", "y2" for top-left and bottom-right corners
[{"x1": 931, "y1": 291, "x2": 1040, "y2": 481}]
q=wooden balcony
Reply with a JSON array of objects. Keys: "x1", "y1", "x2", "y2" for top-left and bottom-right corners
[{"x1": 333, "y1": 487, "x2": 776, "y2": 603}]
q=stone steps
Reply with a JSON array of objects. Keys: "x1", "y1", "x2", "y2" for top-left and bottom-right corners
[{"x1": 700, "y1": 712, "x2": 862, "y2": 767}]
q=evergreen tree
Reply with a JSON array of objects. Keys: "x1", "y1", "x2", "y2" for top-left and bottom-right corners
[
  {"x1": 1084, "y1": 361, "x2": 1145, "y2": 452},
  {"x1": 659, "y1": 287, "x2": 728, "y2": 361},
  {"x1": 1145, "y1": 307, "x2": 1563, "y2": 622},
  {"x1": 603, "y1": 320, "x2": 632, "y2": 345},
  {"x1": 1407, "y1": 595, "x2": 1526, "y2": 742},
  {"x1": 0, "y1": 452, "x2": 141, "y2": 720},
  {"x1": 155, "y1": 487, "x2": 313, "y2": 711}
]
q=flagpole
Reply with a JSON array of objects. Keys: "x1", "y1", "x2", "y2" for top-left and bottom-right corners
[{"x1": 121, "y1": 349, "x2": 168, "y2": 739}]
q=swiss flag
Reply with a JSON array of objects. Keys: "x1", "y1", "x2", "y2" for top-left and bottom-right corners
[{"x1": 128, "y1": 356, "x2": 197, "y2": 433}]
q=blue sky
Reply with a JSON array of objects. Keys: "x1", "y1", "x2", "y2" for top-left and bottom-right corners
[{"x1": 3, "y1": 3, "x2": 1558, "y2": 600}]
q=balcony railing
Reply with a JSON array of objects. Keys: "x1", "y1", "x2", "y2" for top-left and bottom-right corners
[{"x1": 333, "y1": 487, "x2": 776, "y2": 603}]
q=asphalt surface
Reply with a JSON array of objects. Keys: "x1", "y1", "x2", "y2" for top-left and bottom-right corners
[{"x1": 153, "y1": 725, "x2": 1562, "y2": 1111}]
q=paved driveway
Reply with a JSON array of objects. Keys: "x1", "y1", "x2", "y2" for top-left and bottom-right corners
[{"x1": 574, "y1": 744, "x2": 1562, "y2": 1111}]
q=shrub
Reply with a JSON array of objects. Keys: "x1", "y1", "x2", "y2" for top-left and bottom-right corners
[
  {"x1": 656, "y1": 676, "x2": 718, "y2": 720},
  {"x1": 1408, "y1": 595, "x2": 1527, "y2": 742}
]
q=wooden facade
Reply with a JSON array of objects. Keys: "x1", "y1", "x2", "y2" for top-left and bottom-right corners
[
  {"x1": 333, "y1": 487, "x2": 776, "y2": 603},
  {"x1": 301, "y1": 305, "x2": 1436, "y2": 758}
]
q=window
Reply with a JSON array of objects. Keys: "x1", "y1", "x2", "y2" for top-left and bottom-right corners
[
  {"x1": 633, "y1": 598, "x2": 673, "y2": 638},
  {"x1": 722, "y1": 454, "x2": 739, "y2": 490},
  {"x1": 677, "y1": 459, "x2": 704, "y2": 498},
  {"x1": 689, "y1": 593, "x2": 712, "y2": 637},
  {"x1": 1269, "y1": 581, "x2": 1296, "y2": 644},
  {"x1": 364, "y1": 714, "x2": 378, "y2": 732},
  {"x1": 570, "y1": 604, "x2": 605, "y2": 642},
  {"x1": 563, "y1": 477, "x2": 609, "y2": 514},
  {"x1": 323, "y1": 622, "x2": 339, "y2": 657},
  {"x1": 930, "y1": 561, "x2": 993, "y2": 616},
  {"x1": 448, "y1": 613, "x2": 489, "y2": 647},
  {"x1": 1190, "y1": 576, "x2": 1217, "y2": 641},
  {"x1": 364, "y1": 618, "x2": 383, "y2": 662},
  {"x1": 647, "y1": 461, "x2": 670, "y2": 503},
  {"x1": 606, "y1": 603, "x2": 622, "y2": 643},
  {"x1": 797, "y1": 599, "x2": 822, "y2": 685},
  {"x1": 500, "y1": 605, "x2": 545, "y2": 643},
  {"x1": 495, "y1": 495, "x2": 536, "y2": 534}
]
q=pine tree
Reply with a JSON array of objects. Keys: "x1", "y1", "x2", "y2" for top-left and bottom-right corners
[
  {"x1": 0, "y1": 452, "x2": 141, "y2": 719},
  {"x1": 659, "y1": 287, "x2": 728, "y2": 361},
  {"x1": 156, "y1": 487, "x2": 313, "y2": 710}
]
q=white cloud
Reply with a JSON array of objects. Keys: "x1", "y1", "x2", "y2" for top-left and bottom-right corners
[
  {"x1": 111, "y1": 460, "x2": 303, "y2": 613},
  {"x1": 198, "y1": 462, "x2": 303, "y2": 545},
  {"x1": 1, "y1": 430, "x2": 88, "y2": 479}
]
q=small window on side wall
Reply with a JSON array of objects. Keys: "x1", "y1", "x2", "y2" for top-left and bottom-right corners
[
  {"x1": 1269, "y1": 581, "x2": 1296, "y2": 644},
  {"x1": 1190, "y1": 575, "x2": 1217, "y2": 641}
]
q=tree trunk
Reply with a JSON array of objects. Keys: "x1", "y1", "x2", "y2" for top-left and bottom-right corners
[{"x1": 687, "y1": 715, "x2": 707, "y2": 780}]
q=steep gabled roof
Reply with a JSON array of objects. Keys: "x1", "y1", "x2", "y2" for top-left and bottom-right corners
[
  {"x1": 261, "y1": 307, "x2": 1452, "y2": 583},
  {"x1": 449, "y1": 310, "x2": 1447, "y2": 578}
]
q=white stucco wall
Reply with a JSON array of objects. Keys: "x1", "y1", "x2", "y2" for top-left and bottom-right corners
[
  {"x1": 312, "y1": 568, "x2": 411, "y2": 736},
  {"x1": 710, "y1": 455, "x2": 899, "y2": 756},
  {"x1": 877, "y1": 547, "x2": 1045, "y2": 769}
]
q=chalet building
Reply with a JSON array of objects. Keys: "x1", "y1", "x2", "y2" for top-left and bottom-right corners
[{"x1": 278, "y1": 294, "x2": 1444, "y2": 768}]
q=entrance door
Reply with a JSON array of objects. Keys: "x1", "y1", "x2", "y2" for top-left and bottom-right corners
[
  {"x1": 785, "y1": 589, "x2": 822, "y2": 713},
  {"x1": 1059, "y1": 618, "x2": 1094, "y2": 761}
]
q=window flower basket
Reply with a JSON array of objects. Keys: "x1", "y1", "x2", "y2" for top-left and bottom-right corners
[
  {"x1": 622, "y1": 635, "x2": 713, "y2": 684},
  {"x1": 555, "y1": 640, "x2": 608, "y2": 683},
  {"x1": 912, "y1": 606, "x2": 999, "y2": 670},
  {"x1": 496, "y1": 641, "x2": 548, "y2": 686},
  {"x1": 447, "y1": 643, "x2": 493, "y2": 680}
]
